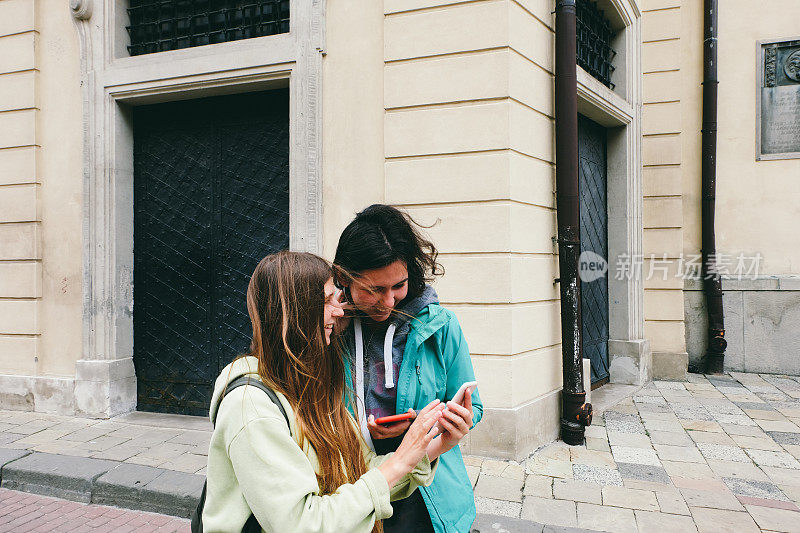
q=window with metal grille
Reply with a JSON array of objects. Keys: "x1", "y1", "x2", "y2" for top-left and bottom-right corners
[
  {"x1": 576, "y1": 0, "x2": 616, "y2": 89},
  {"x1": 126, "y1": 0, "x2": 290, "y2": 56}
]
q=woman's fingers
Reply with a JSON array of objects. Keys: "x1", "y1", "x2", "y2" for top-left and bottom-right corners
[
  {"x1": 440, "y1": 410, "x2": 468, "y2": 436},
  {"x1": 381, "y1": 421, "x2": 412, "y2": 437},
  {"x1": 443, "y1": 406, "x2": 470, "y2": 428},
  {"x1": 368, "y1": 415, "x2": 412, "y2": 438},
  {"x1": 463, "y1": 388, "x2": 473, "y2": 411},
  {"x1": 410, "y1": 407, "x2": 443, "y2": 445},
  {"x1": 413, "y1": 404, "x2": 442, "y2": 430},
  {"x1": 418, "y1": 406, "x2": 443, "y2": 429},
  {"x1": 445, "y1": 401, "x2": 473, "y2": 428},
  {"x1": 446, "y1": 401, "x2": 470, "y2": 418},
  {"x1": 424, "y1": 423, "x2": 442, "y2": 443},
  {"x1": 438, "y1": 416, "x2": 461, "y2": 437},
  {"x1": 424, "y1": 415, "x2": 443, "y2": 437},
  {"x1": 416, "y1": 399, "x2": 441, "y2": 418}
]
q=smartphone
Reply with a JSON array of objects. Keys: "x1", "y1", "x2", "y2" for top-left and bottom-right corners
[
  {"x1": 450, "y1": 380, "x2": 478, "y2": 407},
  {"x1": 374, "y1": 412, "x2": 415, "y2": 426}
]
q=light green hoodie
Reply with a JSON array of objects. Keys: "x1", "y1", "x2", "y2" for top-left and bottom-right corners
[{"x1": 202, "y1": 356, "x2": 437, "y2": 533}]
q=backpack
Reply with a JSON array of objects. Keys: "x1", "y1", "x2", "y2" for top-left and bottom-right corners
[{"x1": 191, "y1": 375, "x2": 290, "y2": 533}]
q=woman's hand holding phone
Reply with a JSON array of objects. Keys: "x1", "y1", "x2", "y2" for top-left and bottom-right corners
[
  {"x1": 378, "y1": 400, "x2": 444, "y2": 487},
  {"x1": 368, "y1": 409, "x2": 415, "y2": 439},
  {"x1": 426, "y1": 390, "x2": 474, "y2": 460}
]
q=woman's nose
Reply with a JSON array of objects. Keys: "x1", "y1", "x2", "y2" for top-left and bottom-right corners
[
  {"x1": 331, "y1": 304, "x2": 345, "y2": 317},
  {"x1": 382, "y1": 293, "x2": 395, "y2": 309}
]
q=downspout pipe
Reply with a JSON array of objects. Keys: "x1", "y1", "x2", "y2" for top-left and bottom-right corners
[
  {"x1": 701, "y1": 0, "x2": 727, "y2": 373},
  {"x1": 555, "y1": 0, "x2": 592, "y2": 445}
]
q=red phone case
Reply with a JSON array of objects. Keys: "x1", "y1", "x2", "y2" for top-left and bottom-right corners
[{"x1": 374, "y1": 412, "x2": 414, "y2": 425}]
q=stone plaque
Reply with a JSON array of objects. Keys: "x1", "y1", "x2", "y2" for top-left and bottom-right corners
[{"x1": 758, "y1": 39, "x2": 800, "y2": 160}]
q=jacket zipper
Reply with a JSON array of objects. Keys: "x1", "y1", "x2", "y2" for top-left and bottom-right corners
[
  {"x1": 416, "y1": 358, "x2": 446, "y2": 531},
  {"x1": 411, "y1": 335, "x2": 450, "y2": 531},
  {"x1": 414, "y1": 360, "x2": 422, "y2": 408}
]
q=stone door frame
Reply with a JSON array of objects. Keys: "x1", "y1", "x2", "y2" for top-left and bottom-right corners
[
  {"x1": 70, "y1": 0, "x2": 325, "y2": 417},
  {"x1": 577, "y1": 0, "x2": 651, "y2": 386}
]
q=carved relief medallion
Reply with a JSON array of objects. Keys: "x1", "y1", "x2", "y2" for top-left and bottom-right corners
[{"x1": 785, "y1": 49, "x2": 800, "y2": 83}]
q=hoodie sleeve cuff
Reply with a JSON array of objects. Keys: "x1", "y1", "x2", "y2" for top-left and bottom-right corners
[
  {"x1": 410, "y1": 454, "x2": 438, "y2": 487},
  {"x1": 361, "y1": 468, "x2": 394, "y2": 520}
]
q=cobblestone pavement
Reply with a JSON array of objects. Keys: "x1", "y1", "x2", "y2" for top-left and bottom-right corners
[
  {"x1": 470, "y1": 372, "x2": 800, "y2": 532},
  {"x1": 1, "y1": 372, "x2": 800, "y2": 532},
  {"x1": 0, "y1": 410, "x2": 212, "y2": 475},
  {"x1": 0, "y1": 488, "x2": 189, "y2": 532}
]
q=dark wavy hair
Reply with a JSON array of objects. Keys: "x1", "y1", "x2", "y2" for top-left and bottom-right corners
[{"x1": 333, "y1": 204, "x2": 444, "y2": 299}]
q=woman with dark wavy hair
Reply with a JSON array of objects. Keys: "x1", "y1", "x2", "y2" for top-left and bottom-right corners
[
  {"x1": 202, "y1": 251, "x2": 446, "y2": 533},
  {"x1": 335, "y1": 205, "x2": 483, "y2": 533}
]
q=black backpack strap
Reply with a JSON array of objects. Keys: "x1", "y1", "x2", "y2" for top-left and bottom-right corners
[
  {"x1": 192, "y1": 375, "x2": 290, "y2": 533},
  {"x1": 213, "y1": 375, "x2": 290, "y2": 430}
]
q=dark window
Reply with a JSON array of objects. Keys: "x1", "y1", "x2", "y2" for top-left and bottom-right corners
[
  {"x1": 127, "y1": 0, "x2": 290, "y2": 56},
  {"x1": 576, "y1": 0, "x2": 617, "y2": 89}
]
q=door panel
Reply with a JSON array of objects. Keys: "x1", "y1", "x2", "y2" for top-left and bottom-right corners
[
  {"x1": 578, "y1": 114, "x2": 610, "y2": 384},
  {"x1": 133, "y1": 90, "x2": 289, "y2": 415},
  {"x1": 215, "y1": 111, "x2": 290, "y2": 375}
]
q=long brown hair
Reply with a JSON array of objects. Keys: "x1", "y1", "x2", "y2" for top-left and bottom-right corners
[{"x1": 245, "y1": 251, "x2": 368, "y2": 496}]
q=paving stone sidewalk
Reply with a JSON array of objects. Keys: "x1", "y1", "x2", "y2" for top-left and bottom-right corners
[
  {"x1": 470, "y1": 372, "x2": 800, "y2": 533},
  {"x1": 1, "y1": 371, "x2": 800, "y2": 532}
]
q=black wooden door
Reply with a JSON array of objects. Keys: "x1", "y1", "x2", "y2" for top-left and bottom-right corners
[
  {"x1": 578, "y1": 114, "x2": 609, "y2": 384},
  {"x1": 133, "y1": 89, "x2": 289, "y2": 416}
]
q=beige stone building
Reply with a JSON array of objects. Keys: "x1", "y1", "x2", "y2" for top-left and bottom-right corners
[{"x1": 0, "y1": 0, "x2": 798, "y2": 460}]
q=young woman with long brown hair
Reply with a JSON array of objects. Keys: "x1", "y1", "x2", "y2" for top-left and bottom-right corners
[{"x1": 202, "y1": 251, "x2": 446, "y2": 532}]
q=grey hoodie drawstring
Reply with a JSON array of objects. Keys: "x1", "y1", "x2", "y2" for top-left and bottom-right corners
[{"x1": 354, "y1": 318, "x2": 396, "y2": 450}]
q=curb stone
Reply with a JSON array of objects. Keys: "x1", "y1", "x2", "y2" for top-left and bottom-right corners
[
  {"x1": 0, "y1": 448, "x2": 32, "y2": 471},
  {"x1": 136, "y1": 468, "x2": 205, "y2": 516},
  {"x1": 0, "y1": 451, "x2": 607, "y2": 527},
  {"x1": 93, "y1": 462, "x2": 204, "y2": 517},
  {"x1": 0, "y1": 451, "x2": 203, "y2": 517},
  {"x1": 0, "y1": 452, "x2": 118, "y2": 503}
]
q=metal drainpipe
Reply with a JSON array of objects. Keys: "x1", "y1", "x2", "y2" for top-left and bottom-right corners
[
  {"x1": 555, "y1": 0, "x2": 592, "y2": 445},
  {"x1": 701, "y1": 0, "x2": 727, "y2": 374}
]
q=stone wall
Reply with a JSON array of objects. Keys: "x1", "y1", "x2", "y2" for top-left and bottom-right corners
[
  {"x1": 680, "y1": 0, "x2": 800, "y2": 377},
  {"x1": 685, "y1": 278, "x2": 800, "y2": 376},
  {"x1": 641, "y1": 0, "x2": 689, "y2": 380},
  {"x1": 0, "y1": 0, "x2": 40, "y2": 386},
  {"x1": 381, "y1": 0, "x2": 561, "y2": 460},
  {"x1": 320, "y1": 0, "x2": 385, "y2": 257},
  {"x1": 0, "y1": 0, "x2": 84, "y2": 413}
]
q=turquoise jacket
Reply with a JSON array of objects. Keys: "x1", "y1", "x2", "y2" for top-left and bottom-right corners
[{"x1": 345, "y1": 303, "x2": 483, "y2": 533}]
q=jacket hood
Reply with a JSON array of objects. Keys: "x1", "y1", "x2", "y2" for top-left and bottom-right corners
[
  {"x1": 209, "y1": 355, "x2": 261, "y2": 423},
  {"x1": 393, "y1": 285, "x2": 439, "y2": 327}
]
